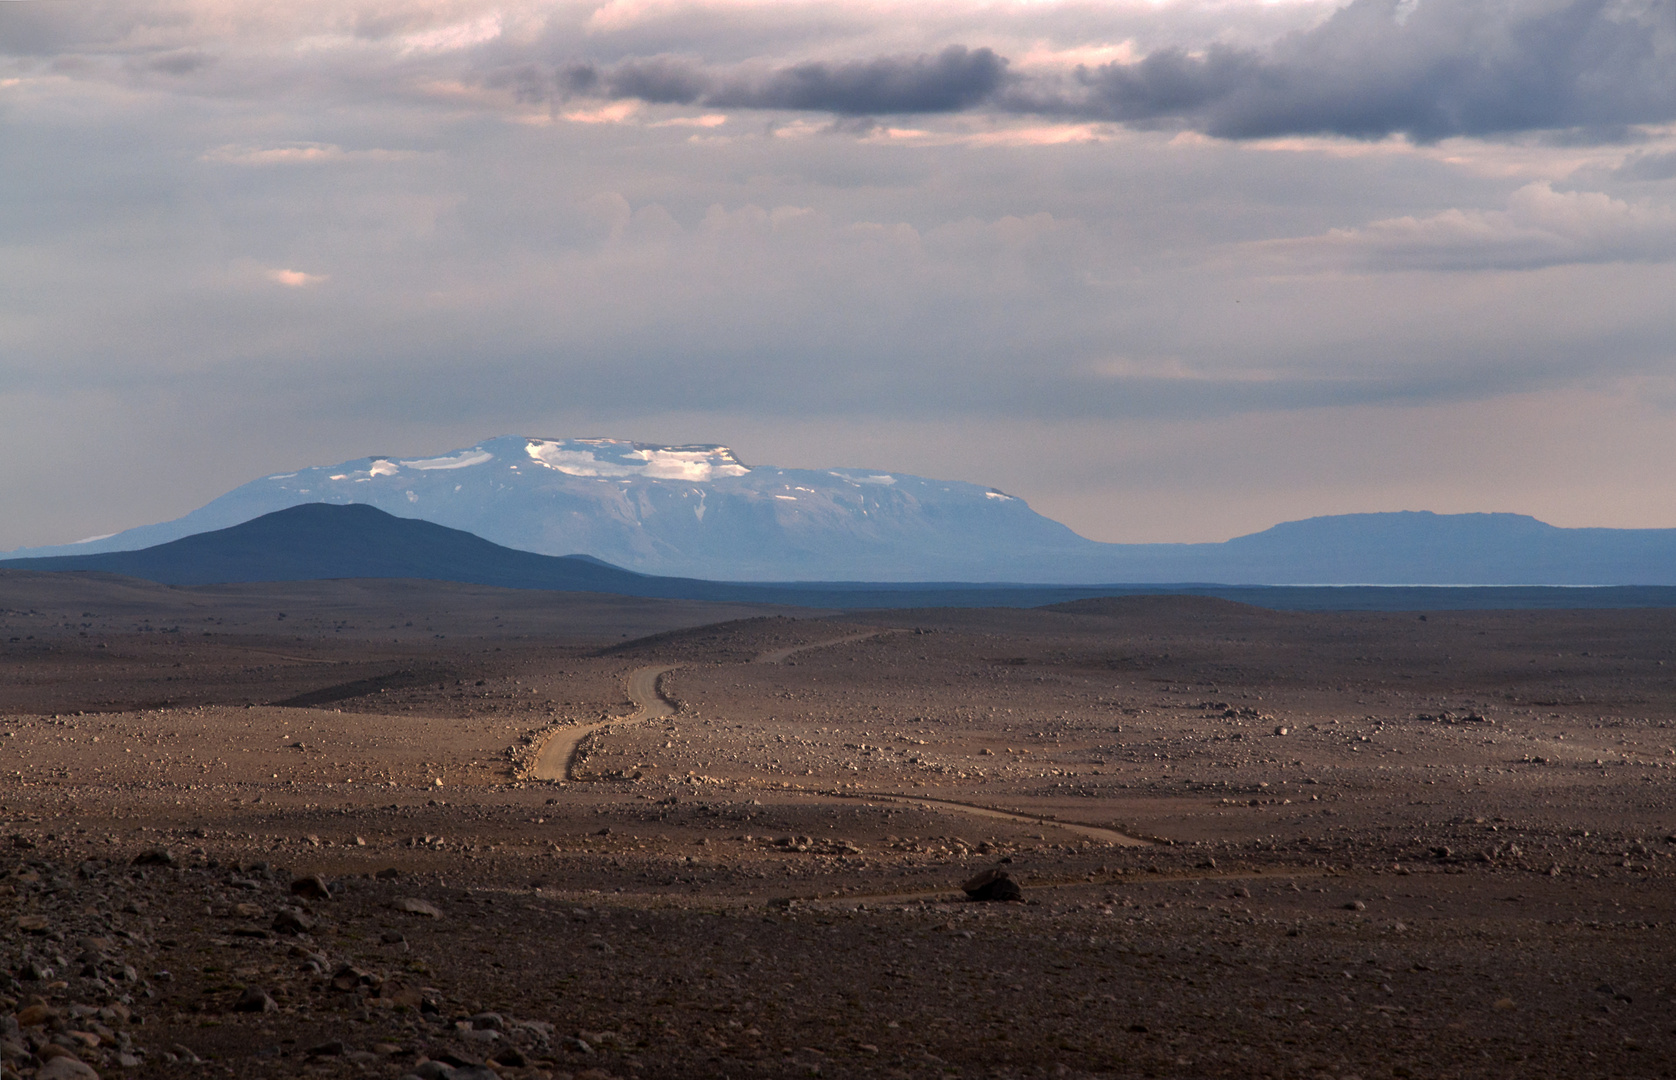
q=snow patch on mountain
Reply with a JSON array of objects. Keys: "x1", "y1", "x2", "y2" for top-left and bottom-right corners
[
  {"x1": 525, "y1": 439, "x2": 749, "y2": 481},
  {"x1": 401, "y1": 450, "x2": 496, "y2": 470}
]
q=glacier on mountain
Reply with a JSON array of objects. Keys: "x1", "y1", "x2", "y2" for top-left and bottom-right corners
[
  {"x1": 9, "y1": 436, "x2": 1094, "y2": 581},
  {"x1": 15, "y1": 435, "x2": 1676, "y2": 584}
]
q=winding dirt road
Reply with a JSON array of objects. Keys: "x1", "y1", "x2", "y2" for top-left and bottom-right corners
[
  {"x1": 531, "y1": 634, "x2": 1150, "y2": 844},
  {"x1": 753, "y1": 629, "x2": 896, "y2": 665},
  {"x1": 530, "y1": 664, "x2": 677, "y2": 781},
  {"x1": 834, "y1": 791, "x2": 1150, "y2": 846}
]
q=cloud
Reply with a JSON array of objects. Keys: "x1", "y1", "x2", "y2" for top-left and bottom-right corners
[
  {"x1": 10, "y1": 0, "x2": 1669, "y2": 142},
  {"x1": 1615, "y1": 148, "x2": 1676, "y2": 181},
  {"x1": 1261, "y1": 182, "x2": 1676, "y2": 271},
  {"x1": 1011, "y1": 0, "x2": 1676, "y2": 141},
  {"x1": 266, "y1": 268, "x2": 328, "y2": 287},
  {"x1": 201, "y1": 143, "x2": 417, "y2": 165},
  {"x1": 537, "y1": 0, "x2": 1676, "y2": 140},
  {"x1": 146, "y1": 50, "x2": 214, "y2": 76},
  {"x1": 562, "y1": 45, "x2": 1007, "y2": 116},
  {"x1": 708, "y1": 46, "x2": 1007, "y2": 114}
]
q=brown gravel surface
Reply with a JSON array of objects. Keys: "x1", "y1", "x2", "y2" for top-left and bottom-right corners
[{"x1": 4, "y1": 579, "x2": 1676, "y2": 1079}]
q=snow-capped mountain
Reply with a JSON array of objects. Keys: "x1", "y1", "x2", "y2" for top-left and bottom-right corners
[
  {"x1": 12, "y1": 435, "x2": 1676, "y2": 584},
  {"x1": 7, "y1": 436, "x2": 1103, "y2": 581}
]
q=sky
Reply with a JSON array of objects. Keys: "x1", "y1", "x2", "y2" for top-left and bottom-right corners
[{"x1": 3, "y1": 0, "x2": 1675, "y2": 549}]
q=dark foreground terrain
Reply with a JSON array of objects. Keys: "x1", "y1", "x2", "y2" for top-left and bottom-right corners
[{"x1": 3, "y1": 572, "x2": 1676, "y2": 1080}]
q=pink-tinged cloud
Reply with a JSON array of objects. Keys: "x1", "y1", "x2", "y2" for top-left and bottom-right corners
[{"x1": 266, "y1": 268, "x2": 328, "y2": 287}]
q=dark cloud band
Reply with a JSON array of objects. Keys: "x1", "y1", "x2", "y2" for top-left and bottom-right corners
[
  {"x1": 561, "y1": 46, "x2": 1007, "y2": 115},
  {"x1": 559, "y1": 0, "x2": 1676, "y2": 141}
]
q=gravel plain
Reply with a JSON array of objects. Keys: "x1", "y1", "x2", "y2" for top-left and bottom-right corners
[{"x1": 3, "y1": 575, "x2": 1676, "y2": 1079}]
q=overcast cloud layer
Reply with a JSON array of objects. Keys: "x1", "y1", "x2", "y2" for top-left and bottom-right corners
[{"x1": 2, "y1": 0, "x2": 1675, "y2": 549}]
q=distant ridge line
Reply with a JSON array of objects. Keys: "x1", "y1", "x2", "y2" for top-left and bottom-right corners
[{"x1": 4, "y1": 503, "x2": 1676, "y2": 612}]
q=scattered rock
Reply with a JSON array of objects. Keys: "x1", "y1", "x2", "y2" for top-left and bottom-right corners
[
  {"x1": 290, "y1": 873, "x2": 332, "y2": 900},
  {"x1": 37, "y1": 1055, "x2": 101, "y2": 1080},
  {"x1": 393, "y1": 897, "x2": 443, "y2": 918},
  {"x1": 272, "y1": 907, "x2": 317, "y2": 935},
  {"x1": 492, "y1": 1045, "x2": 528, "y2": 1067},
  {"x1": 962, "y1": 867, "x2": 1023, "y2": 902},
  {"x1": 18, "y1": 1004, "x2": 57, "y2": 1026},
  {"x1": 131, "y1": 849, "x2": 175, "y2": 867},
  {"x1": 169, "y1": 1044, "x2": 203, "y2": 1064},
  {"x1": 307, "y1": 1040, "x2": 347, "y2": 1057},
  {"x1": 234, "y1": 986, "x2": 278, "y2": 1013},
  {"x1": 331, "y1": 965, "x2": 382, "y2": 992},
  {"x1": 413, "y1": 1062, "x2": 456, "y2": 1080},
  {"x1": 16, "y1": 914, "x2": 49, "y2": 933}
]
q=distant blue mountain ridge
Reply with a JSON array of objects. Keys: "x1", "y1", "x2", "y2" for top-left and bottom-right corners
[{"x1": 4, "y1": 435, "x2": 1673, "y2": 585}]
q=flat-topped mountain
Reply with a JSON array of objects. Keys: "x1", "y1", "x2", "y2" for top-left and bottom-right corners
[{"x1": 6, "y1": 436, "x2": 1676, "y2": 584}]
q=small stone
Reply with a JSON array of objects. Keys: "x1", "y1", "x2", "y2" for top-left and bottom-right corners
[
  {"x1": 330, "y1": 965, "x2": 379, "y2": 992},
  {"x1": 392, "y1": 897, "x2": 443, "y2": 918},
  {"x1": 18, "y1": 1003, "x2": 58, "y2": 1026},
  {"x1": 432, "y1": 1051, "x2": 483, "y2": 1067},
  {"x1": 272, "y1": 908, "x2": 317, "y2": 935},
  {"x1": 1493, "y1": 997, "x2": 1516, "y2": 1010},
  {"x1": 492, "y1": 1046, "x2": 528, "y2": 1067},
  {"x1": 16, "y1": 914, "x2": 49, "y2": 933},
  {"x1": 561, "y1": 1036, "x2": 594, "y2": 1054},
  {"x1": 376, "y1": 868, "x2": 402, "y2": 880},
  {"x1": 234, "y1": 902, "x2": 264, "y2": 919},
  {"x1": 381, "y1": 931, "x2": 407, "y2": 945},
  {"x1": 131, "y1": 848, "x2": 175, "y2": 867},
  {"x1": 234, "y1": 986, "x2": 278, "y2": 1013},
  {"x1": 37, "y1": 1056, "x2": 101, "y2": 1080},
  {"x1": 306, "y1": 1040, "x2": 346, "y2": 1057},
  {"x1": 414, "y1": 1062, "x2": 457, "y2": 1080},
  {"x1": 1345, "y1": 900, "x2": 1367, "y2": 911},
  {"x1": 961, "y1": 867, "x2": 1023, "y2": 902},
  {"x1": 290, "y1": 874, "x2": 332, "y2": 900}
]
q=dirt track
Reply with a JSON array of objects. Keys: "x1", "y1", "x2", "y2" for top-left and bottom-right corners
[{"x1": 530, "y1": 665, "x2": 679, "y2": 782}]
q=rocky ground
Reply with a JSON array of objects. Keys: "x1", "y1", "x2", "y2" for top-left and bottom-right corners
[{"x1": 3, "y1": 577, "x2": 1676, "y2": 1079}]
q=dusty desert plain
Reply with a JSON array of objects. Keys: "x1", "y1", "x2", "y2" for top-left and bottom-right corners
[{"x1": 3, "y1": 569, "x2": 1676, "y2": 1080}]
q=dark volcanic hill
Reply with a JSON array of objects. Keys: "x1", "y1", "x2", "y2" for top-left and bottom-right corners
[
  {"x1": 0, "y1": 504, "x2": 1122, "y2": 609},
  {"x1": 0, "y1": 504, "x2": 744, "y2": 599}
]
